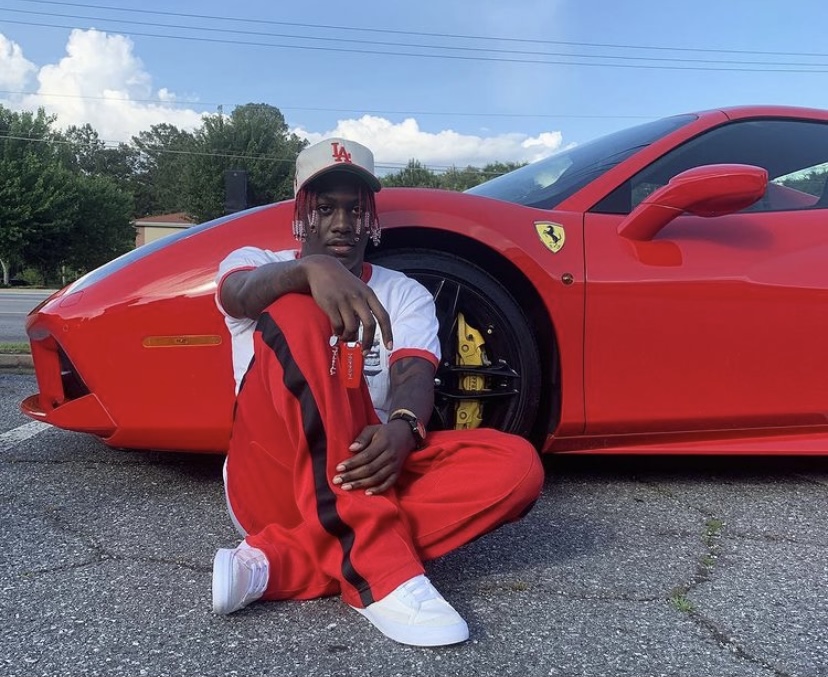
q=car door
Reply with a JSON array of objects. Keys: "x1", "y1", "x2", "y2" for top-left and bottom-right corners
[{"x1": 582, "y1": 117, "x2": 828, "y2": 436}]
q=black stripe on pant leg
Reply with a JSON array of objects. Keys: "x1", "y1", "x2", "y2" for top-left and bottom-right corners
[
  {"x1": 256, "y1": 313, "x2": 375, "y2": 606},
  {"x1": 232, "y1": 355, "x2": 256, "y2": 422}
]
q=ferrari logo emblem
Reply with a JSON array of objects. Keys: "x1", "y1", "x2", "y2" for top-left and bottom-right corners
[{"x1": 535, "y1": 222, "x2": 566, "y2": 253}]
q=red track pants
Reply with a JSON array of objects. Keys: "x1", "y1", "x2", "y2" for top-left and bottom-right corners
[{"x1": 224, "y1": 294, "x2": 544, "y2": 609}]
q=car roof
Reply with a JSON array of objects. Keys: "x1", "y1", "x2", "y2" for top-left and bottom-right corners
[{"x1": 714, "y1": 104, "x2": 828, "y2": 122}]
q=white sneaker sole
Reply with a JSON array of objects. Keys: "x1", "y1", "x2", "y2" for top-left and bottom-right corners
[
  {"x1": 212, "y1": 549, "x2": 235, "y2": 615},
  {"x1": 353, "y1": 606, "x2": 469, "y2": 647}
]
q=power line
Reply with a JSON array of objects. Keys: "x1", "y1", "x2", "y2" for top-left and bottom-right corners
[
  {"x1": 4, "y1": 6, "x2": 828, "y2": 68},
  {"x1": 0, "y1": 89, "x2": 653, "y2": 121},
  {"x1": 0, "y1": 131, "x2": 496, "y2": 173},
  {"x1": 3, "y1": 16, "x2": 828, "y2": 72},
  {"x1": 12, "y1": 0, "x2": 828, "y2": 60}
]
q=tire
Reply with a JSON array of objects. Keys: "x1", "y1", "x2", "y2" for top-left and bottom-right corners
[{"x1": 369, "y1": 248, "x2": 542, "y2": 438}]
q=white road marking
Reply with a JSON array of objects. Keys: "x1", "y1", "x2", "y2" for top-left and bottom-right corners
[{"x1": 0, "y1": 421, "x2": 50, "y2": 452}]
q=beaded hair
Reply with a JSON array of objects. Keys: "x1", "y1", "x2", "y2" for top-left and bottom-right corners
[{"x1": 292, "y1": 180, "x2": 381, "y2": 246}]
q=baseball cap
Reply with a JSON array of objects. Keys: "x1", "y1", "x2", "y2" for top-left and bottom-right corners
[{"x1": 294, "y1": 137, "x2": 382, "y2": 195}]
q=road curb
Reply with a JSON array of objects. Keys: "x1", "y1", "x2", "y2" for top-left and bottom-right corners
[{"x1": 0, "y1": 354, "x2": 34, "y2": 372}]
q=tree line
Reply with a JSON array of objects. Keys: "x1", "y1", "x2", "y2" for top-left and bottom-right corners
[{"x1": 0, "y1": 102, "x2": 522, "y2": 287}]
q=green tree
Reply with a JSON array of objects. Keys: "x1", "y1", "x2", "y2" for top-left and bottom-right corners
[
  {"x1": 382, "y1": 159, "x2": 526, "y2": 192},
  {"x1": 0, "y1": 106, "x2": 136, "y2": 286},
  {"x1": 58, "y1": 123, "x2": 109, "y2": 175},
  {"x1": 0, "y1": 106, "x2": 78, "y2": 285},
  {"x1": 481, "y1": 161, "x2": 526, "y2": 177},
  {"x1": 131, "y1": 123, "x2": 195, "y2": 218},
  {"x1": 442, "y1": 161, "x2": 525, "y2": 191},
  {"x1": 59, "y1": 124, "x2": 137, "y2": 189},
  {"x1": 184, "y1": 103, "x2": 307, "y2": 223},
  {"x1": 15, "y1": 165, "x2": 135, "y2": 287},
  {"x1": 439, "y1": 165, "x2": 487, "y2": 191},
  {"x1": 381, "y1": 160, "x2": 442, "y2": 188},
  {"x1": 66, "y1": 174, "x2": 135, "y2": 273},
  {"x1": 2, "y1": 158, "x2": 80, "y2": 285},
  {"x1": 779, "y1": 169, "x2": 828, "y2": 197}
]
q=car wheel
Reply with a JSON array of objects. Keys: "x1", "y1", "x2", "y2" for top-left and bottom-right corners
[{"x1": 369, "y1": 248, "x2": 542, "y2": 438}]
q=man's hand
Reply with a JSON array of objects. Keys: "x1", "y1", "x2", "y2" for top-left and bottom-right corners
[
  {"x1": 303, "y1": 256, "x2": 393, "y2": 350},
  {"x1": 332, "y1": 420, "x2": 416, "y2": 495},
  {"x1": 220, "y1": 255, "x2": 393, "y2": 352}
]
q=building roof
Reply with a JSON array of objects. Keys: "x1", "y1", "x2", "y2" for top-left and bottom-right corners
[{"x1": 133, "y1": 212, "x2": 195, "y2": 226}]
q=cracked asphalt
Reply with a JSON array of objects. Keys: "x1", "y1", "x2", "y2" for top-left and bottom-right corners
[{"x1": 2, "y1": 372, "x2": 828, "y2": 677}]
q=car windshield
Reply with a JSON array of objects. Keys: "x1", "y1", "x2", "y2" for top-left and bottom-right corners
[{"x1": 466, "y1": 114, "x2": 698, "y2": 209}]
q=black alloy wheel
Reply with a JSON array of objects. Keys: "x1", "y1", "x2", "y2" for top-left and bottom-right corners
[{"x1": 369, "y1": 248, "x2": 542, "y2": 438}]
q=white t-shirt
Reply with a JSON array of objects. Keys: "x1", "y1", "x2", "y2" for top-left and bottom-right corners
[{"x1": 215, "y1": 247, "x2": 441, "y2": 422}]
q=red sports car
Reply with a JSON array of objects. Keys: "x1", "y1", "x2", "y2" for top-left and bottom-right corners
[{"x1": 22, "y1": 105, "x2": 828, "y2": 454}]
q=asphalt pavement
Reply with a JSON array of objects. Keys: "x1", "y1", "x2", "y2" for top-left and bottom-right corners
[{"x1": 2, "y1": 372, "x2": 828, "y2": 676}]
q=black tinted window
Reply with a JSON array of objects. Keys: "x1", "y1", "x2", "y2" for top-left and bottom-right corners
[{"x1": 594, "y1": 118, "x2": 828, "y2": 214}]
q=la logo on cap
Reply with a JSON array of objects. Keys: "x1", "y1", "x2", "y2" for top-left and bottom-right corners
[{"x1": 331, "y1": 142, "x2": 352, "y2": 164}]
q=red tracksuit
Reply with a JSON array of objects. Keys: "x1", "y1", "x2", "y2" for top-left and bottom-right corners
[{"x1": 224, "y1": 294, "x2": 544, "y2": 609}]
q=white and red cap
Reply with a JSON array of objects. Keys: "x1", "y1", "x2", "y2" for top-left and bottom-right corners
[{"x1": 294, "y1": 137, "x2": 382, "y2": 195}]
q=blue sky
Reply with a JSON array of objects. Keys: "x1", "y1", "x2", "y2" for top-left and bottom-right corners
[{"x1": 2, "y1": 0, "x2": 828, "y2": 172}]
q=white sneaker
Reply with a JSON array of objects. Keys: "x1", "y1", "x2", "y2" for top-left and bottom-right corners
[
  {"x1": 212, "y1": 544, "x2": 269, "y2": 615},
  {"x1": 352, "y1": 575, "x2": 469, "y2": 646}
]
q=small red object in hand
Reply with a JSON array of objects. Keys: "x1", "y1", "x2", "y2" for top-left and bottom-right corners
[{"x1": 339, "y1": 341, "x2": 363, "y2": 388}]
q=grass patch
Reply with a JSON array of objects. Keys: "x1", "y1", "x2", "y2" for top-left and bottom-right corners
[
  {"x1": 670, "y1": 592, "x2": 694, "y2": 613},
  {"x1": 0, "y1": 342, "x2": 30, "y2": 354},
  {"x1": 705, "y1": 518, "x2": 725, "y2": 539},
  {"x1": 701, "y1": 554, "x2": 716, "y2": 569}
]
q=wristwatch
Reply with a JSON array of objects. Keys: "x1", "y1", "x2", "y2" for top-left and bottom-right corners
[{"x1": 389, "y1": 408, "x2": 427, "y2": 449}]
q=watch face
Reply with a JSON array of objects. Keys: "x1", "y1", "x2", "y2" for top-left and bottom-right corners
[{"x1": 409, "y1": 417, "x2": 426, "y2": 449}]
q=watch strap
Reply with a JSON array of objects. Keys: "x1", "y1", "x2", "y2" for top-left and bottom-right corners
[{"x1": 389, "y1": 408, "x2": 426, "y2": 449}]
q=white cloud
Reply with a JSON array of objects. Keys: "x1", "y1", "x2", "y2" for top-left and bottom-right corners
[
  {"x1": 1, "y1": 28, "x2": 566, "y2": 168},
  {"x1": 293, "y1": 115, "x2": 564, "y2": 171},
  {"x1": 0, "y1": 34, "x2": 36, "y2": 89},
  {"x1": 2, "y1": 29, "x2": 203, "y2": 141}
]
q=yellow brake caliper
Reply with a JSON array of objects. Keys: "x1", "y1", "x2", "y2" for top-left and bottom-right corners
[{"x1": 455, "y1": 312, "x2": 489, "y2": 429}]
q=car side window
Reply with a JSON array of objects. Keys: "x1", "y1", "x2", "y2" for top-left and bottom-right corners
[{"x1": 593, "y1": 119, "x2": 828, "y2": 215}]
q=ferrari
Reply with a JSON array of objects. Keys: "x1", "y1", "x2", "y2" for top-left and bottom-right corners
[{"x1": 21, "y1": 105, "x2": 828, "y2": 454}]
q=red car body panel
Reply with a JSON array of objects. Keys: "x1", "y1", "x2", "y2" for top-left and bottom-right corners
[
  {"x1": 377, "y1": 190, "x2": 587, "y2": 437},
  {"x1": 22, "y1": 105, "x2": 828, "y2": 454},
  {"x1": 23, "y1": 195, "x2": 586, "y2": 452},
  {"x1": 583, "y1": 209, "x2": 828, "y2": 432}
]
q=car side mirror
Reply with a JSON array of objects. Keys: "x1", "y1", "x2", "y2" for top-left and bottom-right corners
[{"x1": 617, "y1": 164, "x2": 768, "y2": 241}]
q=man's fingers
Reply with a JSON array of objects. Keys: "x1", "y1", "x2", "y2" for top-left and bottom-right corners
[
  {"x1": 338, "y1": 303, "x2": 362, "y2": 341},
  {"x1": 348, "y1": 426, "x2": 378, "y2": 453},
  {"x1": 339, "y1": 448, "x2": 382, "y2": 478},
  {"x1": 312, "y1": 273, "x2": 391, "y2": 349},
  {"x1": 365, "y1": 475, "x2": 397, "y2": 495},
  {"x1": 340, "y1": 466, "x2": 394, "y2": 492},
  {"x1": 335, "y1": 444, "x2": 391, "y2": 485},
  {"x1": 355, "y1": 306, "x2": 377, "y2": 354},
  {"x1": 368, "y1": 296, "x2": 394, "y2": 350},
  {"x1": 321, "y1": 301, "x2": 346, "y2": 338}
]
